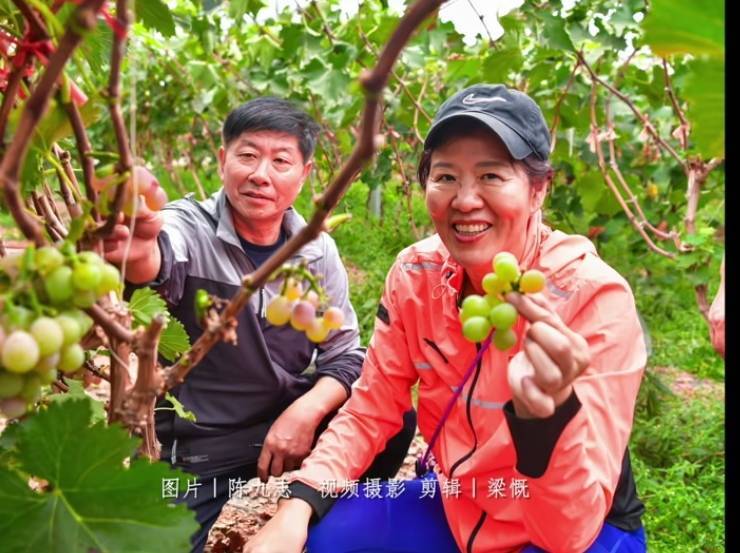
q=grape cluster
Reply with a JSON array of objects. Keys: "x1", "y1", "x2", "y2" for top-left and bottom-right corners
[
  {"x1": 0, "y1": 246, "x2": 119, "y2": 418},
  {"x1": 265, "y1": 278, "x2": 344, "y2": 344},
  {"x1": 459, "y1": 252, "x2": 546, "y2": 351}
]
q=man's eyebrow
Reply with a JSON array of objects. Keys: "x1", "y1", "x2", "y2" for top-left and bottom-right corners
[{"x1": 238, "y1": 139, "x2": 295, "y2": 155}]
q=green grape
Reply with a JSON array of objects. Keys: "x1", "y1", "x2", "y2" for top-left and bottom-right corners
[
  {"x1": 56, "y1": 315, "x2": 82, "y2": 346},
  {"x1": 30, "y1": 317, "x2": 64, "y2": 356},
  {"x1": 78, "y1": 251, "x2": 104, "y2": 266},
  {"x1": 489, "y1": 303, "x2": 518, "y2": 330},
  {"x1": 460, "y1": 295, "x2": 491, "y2": 323},
  {"x1": 35, "y1": 246, "x2": 64, "y2": 275},
  {"x1": 482, "y1": 273, "x2": 509, "y2": 295},
  {"x1": 64, "y1": 310, "x2": 93, "y2": 336},
  {"x1": 36, "y1": 366, "x2": 57, "y2": 385},
  {"x1": 96, "y1": 264, "x2": 121, "y2": 296},
  {"x1": 72, "y1": 263, "x2": 102, "y2": 291},
  {"x1": 45, "y1": 265, "x2": 74, "y2": 305},
  {"x1": 0, "y1": 397, "x2": 27, "y2": 418},
  {"x1": 2, "y1": 331, "x2": 40, "y2": 373},
  {"x1": 494, "y1": 256, "x2": 520, "y2": 284},
  {"x1": 73, "y1": 290, "x2": 97, "y2": 309},
  {"x1": 462, "y1": 316, "x2": 492, "y2": 343},
  {"x1": 493, "y1": 328, "x2": 517, "y2": 351},
  {"x1": 266, "y1": 296, "x2": 292, "y2": 326},
  {"x1": 36, "y1": 353, "x2": 60, "y2": 373},
  {"x1": 3, "y1": 306, "x2": 33, "y2": 330},
  {"x1": 0, "y1": 372, "x2": 24, "y2": 398},
  {"x1": 485, "y1": 294, "x2": 503, "y2": 309},
  {"x1": 492, "y1": 251, "x2": 517, "y2": 269},
  {"x1": 20, "y1": 375, "x2": 42, "y2": 404},
  {"x1": 58, "y1": 344, "x2": 85, "y2": 374},
  {"x1": 520, "y1": 270, "x2": 546, "y2": 294}
]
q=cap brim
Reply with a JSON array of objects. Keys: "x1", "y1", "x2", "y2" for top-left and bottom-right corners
[{"x1": 424, "y1": 112, "x2": 533, "y2": 160}]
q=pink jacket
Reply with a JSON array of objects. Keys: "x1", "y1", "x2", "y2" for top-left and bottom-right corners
[{"x1": 291, "y1": 223, "x2": 647, "y2": 552}]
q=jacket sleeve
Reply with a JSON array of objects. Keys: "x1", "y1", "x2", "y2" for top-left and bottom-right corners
[
  {"x1": 312, "y1": 235, "x2": 365, "y2": 395},
  {"x1": 288, "y1": 260, "x2": 419, "y2": 511},
  {"x1": 504, "y1": 272, "x2": 647, "y2": 553}
]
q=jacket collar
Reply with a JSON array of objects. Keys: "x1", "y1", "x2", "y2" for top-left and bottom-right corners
[{"x1": 203, "y1": 189, "x2": 324, "y2": 261}]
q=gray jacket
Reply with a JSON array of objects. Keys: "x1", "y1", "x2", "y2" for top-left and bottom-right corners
[{"x1": 150, "y1": 189, "x2": 364, "y2": 470}]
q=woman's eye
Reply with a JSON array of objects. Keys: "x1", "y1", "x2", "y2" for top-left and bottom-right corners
[
  {"x1": 482, "y1": 173, "x2": 501, "y2": 181},
  {"x1": 433, "y1": 174, "x2": 456, "y2": 183}
]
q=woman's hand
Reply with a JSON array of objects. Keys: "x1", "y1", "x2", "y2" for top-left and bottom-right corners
[
  {"x1": 243, "y1": 498, "x2": 311, "y2": 553},
  {"x1": 505, "y1": 292, "x2": 591, "y2": 419}
]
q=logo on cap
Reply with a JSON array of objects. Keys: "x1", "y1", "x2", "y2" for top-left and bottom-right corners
[{"x1": 461, "y1": 93, "x2": 508, "y2": 106}]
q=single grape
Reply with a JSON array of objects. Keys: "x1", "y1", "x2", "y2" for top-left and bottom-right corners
[
  {"x1": 304, "y1": 290, "x2": 320, "y2": 308},
  {"x1": 494, "y1": 256, "x2": 520, "y2": 284},
  {"x1": 520, "y1": 270, "x2": 546, "y2": 294},
  {"x1": 306, "y1": 318, "x2": 330, "y2": 343},
  {"x1": 266, "y1": 296, "x2": 292, "y2": 326},
  {"x1": 35, "y1": 246, "x2": 64, "y2": 275},
  {"x1": 2, "y1": 306, "x2": 33, "y2": 330},
  {"x1": 30, "y1": 317, "x2": 64, "y2": 357},
  {"x1": 2, "y1": 331, "x2": 40, "y2": 373},
  {"x1": 493, "y1": 328, "x2": 517, "y2": 351},
  {"x1": 64, "y1": 310, "x2": 93, "y2": 336},
  {"x1": 20, "y1": 375, "x2": 42, "y2": 404},
  {"x1": 58, "y1": 344, "x2": 85, "y2": 374},
  {"x1": 0, "y1": 397, "x2": 27, "y2": 418},
  {"x1": 284, "y1": 279, "x2": 303, "y2": 301},
  {"x1": 0, "y1": 372, "x2": 24, "y2": 398},
  {"x1": 492, "y1": 251, "x2": 517, "y2": 270},
  {"x1": 485, "y1": 294, "x2": 503, "y2": 309},
  {"x1": 489, "y1": 303, "x2": 518, "y2": 330},
  {"x1": 460, "y1": 295, "x2": 491, "y2": 323},
  {"x1": 55, "y1": 315, "x2": 82, "y2": 346},
  {"x1": 96, "y1": 263, "x2": 121, "y2": 296},
  {"x1": 73, "y1": 290, "x2": 97, "y2": 309},
  {"x1": 482, "y1": 273, "x2": 509, "y2": 295},
  {"x1": 72, "y1": 263, "x2": 102, "y2": 291},
  {"x1": 322, "y1": 306, "x2": 345, "y2": 330},
  {"x1": 290, "y1": 301, "x2": 316, "y2": 331},
  {"x1": 462, "y1": 316, "x2": 492, "y2": 343},
  {"x1": 45, "y1": 265, "x2": 74, "y2": 305},
  {"x1": 78, "y1": 251, "x2": 104, "y2": 266},
  {"x1": 36, "y1": 366, "x2": 57, "y2": 385}
]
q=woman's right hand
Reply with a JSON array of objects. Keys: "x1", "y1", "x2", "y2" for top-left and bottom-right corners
[{"x1": 243, "y1": 498, "x2": 312, "y2": 553}]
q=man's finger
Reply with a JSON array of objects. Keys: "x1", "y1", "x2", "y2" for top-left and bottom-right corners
[
  {"x1": 257, "y1": 447, "x2": 272, "y2": 483},
  {"x1": 523, "y1": 336, "x2": 563, "y2": 392},
  {"x1": 270, "y1": 452, "x2": 285, "y2": 478}
]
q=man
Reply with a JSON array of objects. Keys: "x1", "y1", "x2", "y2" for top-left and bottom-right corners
[{"x1": 104, "y1": 97, "x2": 416, "y2": 553}]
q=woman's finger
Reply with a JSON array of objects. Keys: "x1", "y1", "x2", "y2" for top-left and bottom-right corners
[
  {"x1": 520, "y1": 376, "x2": 556, "y2": 418},
  {"x1": 523, "y1": 335, "x2": 563, "y2": 392}
]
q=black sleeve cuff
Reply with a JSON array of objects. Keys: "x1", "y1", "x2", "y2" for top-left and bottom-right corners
[
  {"x1": 504, "y1": 389, "x2": 582, "y2": 478},
  {"x1": 286, "y1": 482, "x2": 337, "y2": 524}
]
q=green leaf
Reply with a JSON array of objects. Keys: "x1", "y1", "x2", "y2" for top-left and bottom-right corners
[
  {"x1": 46, "y1": 380, "x2": 106, "y2": 424},
  {"x1": 575, "y1": 171, "x2": 605, "y2": 212},
  {"x1": 0, "y1": 399, "x2": 197, "y2": 552},
  {"x1": 229, "y1": 0, "x2": 266, "y2": 19},
  {"x1": 539, "y1": 12, "x2": 575, "y2": 51},
  {"x1": 161, "y1": 392, "x2": 197, "y2": 423},
  {"x1": 642, "y1": 0, "x2": 723, "y2": 59},
  {"x1": 684, "y1": 59, "x2": 724, "y2": 158},
  {"x1": 158, "y1": 316, "x2": 191, "y2": 362},
  {"x1": 137, "y1": 0, "x2": 176, "y2": 37},
  {"x1": 128, "y1": 287, "x2": 169, "y2": 327},
  {"x1": 481, "y1": 48, "x2": 524, "y2": 82}
]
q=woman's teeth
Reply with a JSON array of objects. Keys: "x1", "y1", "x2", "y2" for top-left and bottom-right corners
[{"x1": 454, "y1": 223, "x2": 491, "y2": 235}]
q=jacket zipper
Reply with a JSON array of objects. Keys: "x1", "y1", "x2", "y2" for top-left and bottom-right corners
[
  {"x1": 467, "y1": 511, "x2": 487, "y2": 553},
  {"x1": 259, "y1": 287, "x2": 267, "y2": 318}
]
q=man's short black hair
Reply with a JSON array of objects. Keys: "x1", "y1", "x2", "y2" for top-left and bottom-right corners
[{"x1": 222, "y1": 97, "x2": 321, "y2": 162}]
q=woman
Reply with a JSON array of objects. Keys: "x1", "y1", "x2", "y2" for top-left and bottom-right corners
[{"x1": 245, "y1": 84, "x2": 648, "y2": 553}]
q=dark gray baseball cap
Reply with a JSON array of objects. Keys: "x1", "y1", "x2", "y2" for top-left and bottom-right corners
[{"x1": 424, "y1": 84, "x2": 551, "y2": 161}]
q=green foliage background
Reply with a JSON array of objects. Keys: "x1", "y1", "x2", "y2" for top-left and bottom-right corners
[{"x1": 0, "y1": 0, "x2": 725, "y2": 551}]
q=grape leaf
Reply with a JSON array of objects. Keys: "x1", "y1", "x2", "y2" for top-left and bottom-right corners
[
  {"x1": 684, "y1": 59, "x2": 724, "y2": 158},
  {"x1": 137, "y1": 0, "x2": 176, "y2": 37},
  {"x1": 158, "y1": 315, "x2": 191, "y2": 362},
  {"x1": 45, "y1": 380, "x2": 106, "y2": 424},
  {"x1": 0, "y1": 398, "x2": 197, "y2": 552},
  {"x1": 128, "y1": 288, "x2": 191, "y2": 361},
  {"x1": 642, "y1": 0, "x2": 723, "y2": 59},
  {"x1": 161, "y1": 392, "x2": 197, "y2": 423}
]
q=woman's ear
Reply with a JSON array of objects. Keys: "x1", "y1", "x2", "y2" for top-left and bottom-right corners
[{"x1": 529, "y1": 177, "x2": 550, "y2": 213}]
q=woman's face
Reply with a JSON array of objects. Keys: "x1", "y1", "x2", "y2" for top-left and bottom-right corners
[{"x1": 425, "y1": 128, "x2": 547, "y2": 289}]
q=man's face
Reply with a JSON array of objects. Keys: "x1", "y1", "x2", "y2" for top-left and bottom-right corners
[{"x1": 219, "y1": 130, "x2": 312, "y2": 230}]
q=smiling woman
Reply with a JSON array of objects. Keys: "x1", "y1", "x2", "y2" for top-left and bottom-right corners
[{"x1": 246, "y1": 84, "x2": 648, "y2": 553}]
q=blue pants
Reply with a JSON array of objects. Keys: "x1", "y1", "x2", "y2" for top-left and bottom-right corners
[{"x1": 307, "y1": 476, "x2": 646, "y2": 553}]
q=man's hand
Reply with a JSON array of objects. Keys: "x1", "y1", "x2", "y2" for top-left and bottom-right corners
[
  {"x1": 243, "y1": 498, "x2": 311, "y2": 553},
  {"x1": 505, "y1": 292, "x2": 591, "y2": 419},
  {"x1": 257, "y1": 376, "x2": 347, "y2": 482}
]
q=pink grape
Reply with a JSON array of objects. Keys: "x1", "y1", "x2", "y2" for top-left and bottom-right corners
[
  {"x1": 520, "y1": 270, "x2": 546, "y2": 294},
  {"x1": 304, "y1": 290, "x2": 320, "y2": 308},
  {"x1": 323, "y1": 307, "x2": 345, "y2": 330},
  {"x1": 0, "y1": 397, "x2": 27, "y2": 418},
  {"x1": 2, "y1": 331, "x2": 40, "y2": 373},
  {"x1": 462, "y1": 316, "x2": 492, "y2": 343},
  {"x1": 290, "y1": 301, "x2": 316, "y2": 331},
  {"x1": 266, "y1": 296, "x2": 292, "y2": 326},
  {"x1": 489, "y1": 303, "x2": 518, "y2": 330}
]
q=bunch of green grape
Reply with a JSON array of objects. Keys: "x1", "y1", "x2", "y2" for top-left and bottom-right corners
[
  {"x1": 0, "y1": 245, "x2": 119, "y2": 419},
  {"x1": 265, "y1": 278, "x2": 345, "y2": 344},
  {"x1": 459, "y1": 252, "x2": 546, "y2": 351}
]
